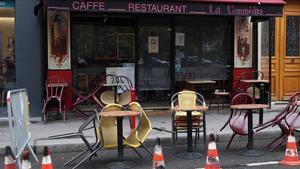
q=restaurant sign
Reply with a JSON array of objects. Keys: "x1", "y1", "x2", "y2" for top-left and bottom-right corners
[
  {"x1": 0, "y1": 0, "x2": 14, "y2": 8},
  {"x1": 47, "y1": 0, "x2": 283, "y2": 16}
]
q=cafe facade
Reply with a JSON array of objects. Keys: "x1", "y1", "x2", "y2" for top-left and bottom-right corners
[
  {"x1": 1, "y1": 0, "x2": 286, "y2": 117},
  {"x1": 44, "y1": 0, "x2": 284, "y2": 109}
]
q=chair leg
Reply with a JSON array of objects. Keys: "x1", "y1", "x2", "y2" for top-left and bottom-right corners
[
  {"x1": 226, "y1": 133, "x2": 237, "y2": 150},
  {"x1": 64, "y1": 148, "x2": 90, "y2": 166},
  {"x1": 131, "y1": 147, "x2": 143, "y2": 158},
  {"x1": 72, "y1": 146, "x2": 103, "y2": 169},
  {"x1": 269, "y1": 135, "x2": 288, "y2": 152},
  {"x1": 140, "y1": 142, "x2": 153, "y2": 156}
]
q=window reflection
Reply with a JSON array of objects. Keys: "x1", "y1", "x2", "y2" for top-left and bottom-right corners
[{"x1": 0, "y1": 10, "x2": 16, "y2": 109}]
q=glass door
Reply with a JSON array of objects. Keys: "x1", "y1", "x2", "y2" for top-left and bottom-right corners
[{"x1": 137, "y1": 25, "x2": 171, "y2": 106}]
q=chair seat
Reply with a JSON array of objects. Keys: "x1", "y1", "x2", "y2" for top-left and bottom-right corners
[
  {"x1": 214, "y1": 91, "x2": 230, "y2": 96},
  {"x1": 175, "y1": 111, "x2": 202, "y2": 117}
]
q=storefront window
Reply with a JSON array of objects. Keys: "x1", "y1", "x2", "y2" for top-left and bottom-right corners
[
  {"x1": 175, "y1": 17, "x2": 232, "y2": 81},
  {"x1": 286, "y1": 16, "x2": 300, "y2": 57},
  {"x1": 0, "y1": 4, "x2": 15, "y2": 110},
  {"x1": 71, "y1": 23, "x2": 134, "y2": 92}
]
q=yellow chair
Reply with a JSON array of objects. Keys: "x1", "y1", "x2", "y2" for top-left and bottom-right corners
[
  {"x1": 118, "y1": 90, "x2": 131, "y2": 106},
  {"x1": 70, "y1": 104, "x2": 123, "y2": 169},
  {"x1": 100, "y1": 90, "x2": 119, "y2": 105},
  {"x1": 171, "y1": 90, "x2": 205, "y2": 148},
  {"x1": 124, "y1": 102, "x2": 153, "y2": 156}
]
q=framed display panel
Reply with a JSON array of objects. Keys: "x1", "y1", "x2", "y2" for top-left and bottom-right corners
[
  {"x1": 47, "y1": 9, "x2": 71, "y2": 70},
  {"x1": 94, "y1": 28, "x2": 117, "y2": 61},
  {"x1": 117, "y1": 33, "x2": 135, "y2": 60},
  {"x1": 234, "y1": 16, "x2": 252, "y2": 68}
]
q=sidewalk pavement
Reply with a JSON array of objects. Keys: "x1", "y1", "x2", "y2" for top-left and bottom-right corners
[{"x1": 0, "y1": 102, "x2": 288, "y2": 155}]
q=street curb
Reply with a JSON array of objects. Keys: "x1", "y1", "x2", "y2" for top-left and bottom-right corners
[{"x1": 0, "y1": 130, "x2": 283, "y2": 155}]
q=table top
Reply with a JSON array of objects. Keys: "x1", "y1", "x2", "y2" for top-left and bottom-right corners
[
  {"x1": 186, "y1": 80, "x2": 216, "y2": 84},
  {"x1": 241, "y1": 79, "x2": 269, "y2": 84},
  {"x1": 171, "y1": 105, "x2": 209, "y2": 111},
  {"x1": 47, "y1": 82, "x2": 68, "y2": 87},
  {"x1": 100, "y1": 110, "x2": 139, "y2": 117},
  {"x1": 230, "y1": 104, "x2": 268, "y2": 110},
  {"x1": 103, "y1": 83, "x2": 126, "y2": 87}
]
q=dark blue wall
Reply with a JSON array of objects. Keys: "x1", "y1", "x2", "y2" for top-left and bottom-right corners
[{"x1": 15, "y1": 0, "x2": 44, "y2": 117}]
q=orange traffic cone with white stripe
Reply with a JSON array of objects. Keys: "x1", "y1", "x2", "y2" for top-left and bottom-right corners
[
  {"x1": 204, "y1": 134, "x2": 221, "y2": 169},
  {"x1": 152, "y1": 138, "x2": 165, "y2": 169},
  {"x1": 281, "y1": 128, "x2": 300, "y2": 166},
  {"x1": 41, "y1": 146, "x2": 53, "y2": 169},
  {"x1": 21, "y1": 150, "x2": 32, "y2": 169},
  {"x1": 4, "y1": 146, "x2": 16, "y2": 169}
]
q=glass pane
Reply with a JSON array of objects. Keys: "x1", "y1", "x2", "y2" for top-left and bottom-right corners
[
  {"x1": 175, "y1": 17, "x2": 232, "y2": 91},
  {"x1": 71, "y1": 23, "x2": 134, "y2": 92},
  {"x1": 0, "y1": 8, "x2": 15, "y2": 111},
  {"x1": 138, "y1": 26, "x2": 171, "y2": 91},
  {"x1": 286, "y1": 16, "x2": 300, "y2": 56},
  {"x1": 258, "y1": 20, "x2": 270, "y2": 104}
]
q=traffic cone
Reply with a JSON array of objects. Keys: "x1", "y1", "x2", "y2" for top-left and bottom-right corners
[
  {"x1": 41, "y1": 146, "x2": 53, "y2": 169},
  {"x1": 21, "y1": 150, "x2": 32, "y2": 169},
  {"x1": 4, "y1": 146, "x2": 16, "y2": 169},
  {"x1": 204, "y1": 134, "x2": 221, "y2": 169},
  {"x1": 152, "y1": 138, "x2": 165, "y2": 169},
  {"x1": 281, "y1": 128, "x2": 300, "y2": 166}
]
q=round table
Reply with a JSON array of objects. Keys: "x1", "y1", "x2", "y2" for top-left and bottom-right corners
[
  {"x1": 230, "y1": 104, "x2": 268, "y2": 157},
  {"x1": 171, "y1": 105, "x2": 209, "y2": 159},
  {"x1": 100, "y1": 110, "x2": 139, "y2": 169}
]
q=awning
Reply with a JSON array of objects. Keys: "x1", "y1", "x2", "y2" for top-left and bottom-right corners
[
  {"x1": 47, "y1": 0, "x2": 284, "y2": 16},
  {"x1": 186, "y1": 0, "x2": 285, "y2": 5}
]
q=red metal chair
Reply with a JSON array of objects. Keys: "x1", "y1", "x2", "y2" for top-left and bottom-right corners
[
  {"x1": 41, "y1": 76, "x2": 68, "y2": 122},
  {"x1": 254, "y1": 92, "x2": 300, "y2": 151},
  {"x1": 221, "y1": 93, "x2": 254, "y2": 150},
  {"x1": 70, "y1": 74, "x2": 119, "y2": 116},
  {"x1": 232, "y1": 71, "x2": 264, "y2": 97}
]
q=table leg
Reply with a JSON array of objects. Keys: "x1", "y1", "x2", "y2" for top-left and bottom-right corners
[
  {"x1": 203, "y1": 111, "x2": 207, "y2": 150},
  {"x1": 248, "y1": 109, "x2": 253, "y2": 150},
  {"x1": 106, "y1": 117, "x2": 135, "y2": 169},
  {"x1": 114, "y1": 86, "x2": 118, "y2": 103},
  {"x1": 258, "y1": 83, "x2": 265, "y2": 124},
  {"x1": 187, "y1": 110, "x2": 193, "y2": 152},
  {"x1": 117, "y1": 117, "x2": 124, "y2": 161},
  {"x1": 238, "y1": 109, "x2": 264, "y2": 157},
  {"x1": 176, "y1": 110, "x2": 202, "y2": 159}
]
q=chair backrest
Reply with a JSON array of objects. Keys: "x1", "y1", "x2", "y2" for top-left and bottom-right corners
[
  {"x1": 129, "y1": 102, "x2": 152, "y2": 143},
  {"x1": 171, "y1": 90, "x2": 205, "y2": 108},
  {"x1": 118, "y1": 76, "x2": 133, "y2": 92},
  {"x1": 178, "y1": 90, "x2": 197, "y2": 107},
  {"x1": 231, "y1": 93, "x2": 254, "y2": 105},
  {"x1": 45, "y1": 76, "x2": 67, "y2": 99},
  {"x1": 98, "y1": 103, "x2": 123, "y2": 148}
]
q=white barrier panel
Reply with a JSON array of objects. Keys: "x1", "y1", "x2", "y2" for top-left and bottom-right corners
[{"x1": 7, "y1": 89, "x2": 39, "y2": 168}]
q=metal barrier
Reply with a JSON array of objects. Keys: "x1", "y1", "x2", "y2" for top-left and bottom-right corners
[{"x1": 7, "y1": 89, "x2": 39, "y2": 168}]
